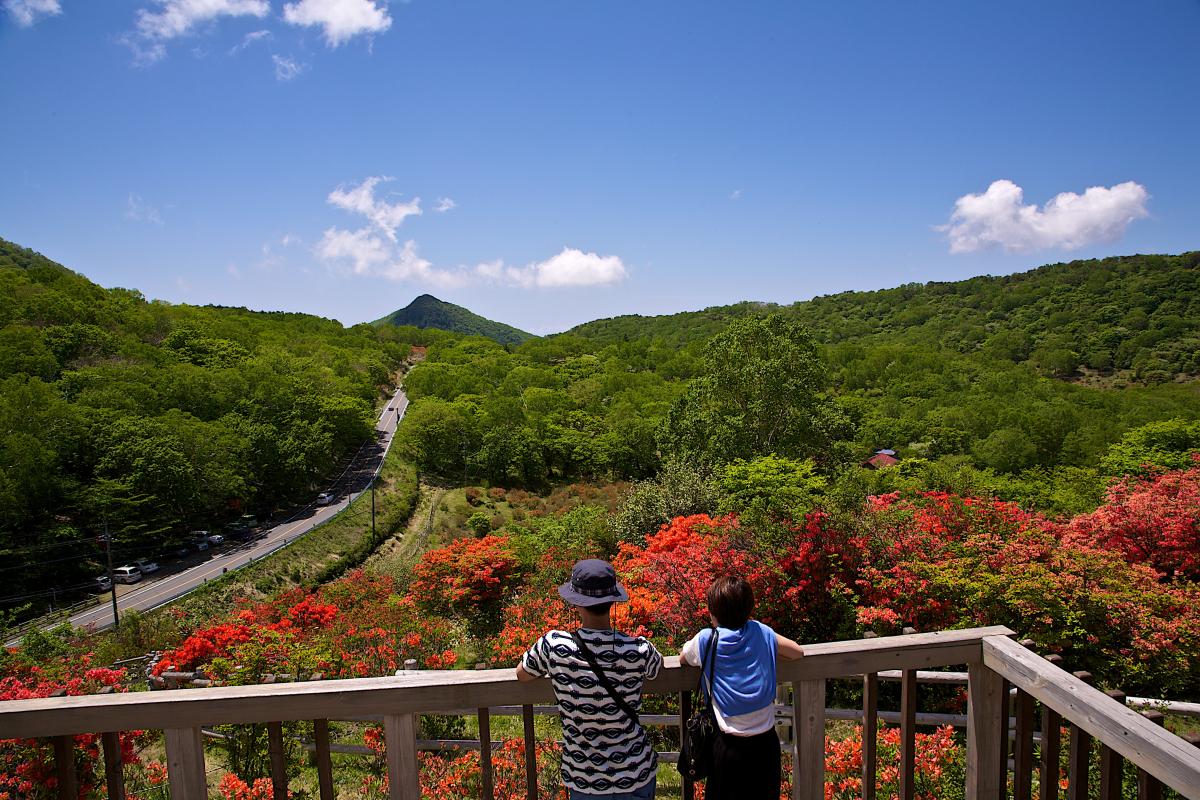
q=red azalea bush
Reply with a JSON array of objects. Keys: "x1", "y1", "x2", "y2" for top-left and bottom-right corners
[
  {"x1": 0, "y1": 668, "x2": 148, "y2": 800},
  {"x1": 410, "y1": 535, "x2": 525, "y2": 616},
  {"x1": 1062, "y1": 456, "x2": 1200, "y2": 580},
  {"x1": 154, "y1": 571, "x2": 459, "y2": 681}
]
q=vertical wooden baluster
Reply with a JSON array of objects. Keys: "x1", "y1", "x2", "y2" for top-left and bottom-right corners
[
  {"x1": 164, "y1": 727, "x2": 208, "y2": 800},
  {"x1": 966, "y1": 662, "x2": 1004, "y2": 800},
  {"x1": 792, "y1": 679, "x2": 826, "y2": 800},
  {"x1": 862, "y1": 667, "x2": 879, "y2": 800},
  {"x1": 53, "y1": 735, "x2": 78, "y2": 800},
  {"x1": 680, "y1": 690, "x2": 694, "y2": 800},
  {"x1": 101, "y1": 731, "x2": 126, "y2": 800},
  {"x1": 384, "y1": 713, "x2": 419, "y2": 800},
  {"x1": 1098, "y1": 690, "x2": 1126, "y2": 800},
  {"x1": 267, "y1": 721, "x2": 288, "y2": 800},
  {"x1": 313, "y1": 719, "x2": 335, "y2": 800},
  {"x1": 998, "y1": 676, "x2": 1011, "y2": 797},
  {"x1": 1067, "y1": 672, "x2": 1093, "y2": 800},
  {"x1": 478, "y1": 707, "x2": 494, "y2": 800},
  {"x1": 1013, "y1": 640, "x2": 1037, "y2": 800},
  {"x1": 522, "y1": 704, "x2": 538, "y2": 800},
  {"x1": 1039, "y1": 654, "x2": 1064, "y2": 800},
  {"x1": 900, "y1": 668, "x2": 917, "y2": 800},
  {"x1": 1136, "y1": 710, "x2": 1164, "y2": 800}
]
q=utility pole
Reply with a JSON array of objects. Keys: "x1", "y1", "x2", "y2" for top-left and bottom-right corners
[
  {"x1": 370, "y1": 476, "x2": 376, "y2": 539},
  {"x1": 103, "y1": 517, "x2": 119, "y2": 629}
]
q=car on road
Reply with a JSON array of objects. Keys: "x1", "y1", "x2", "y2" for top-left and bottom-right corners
[
  {"x1": 113, "y1": 565, "x2": 143, "y2": 584},
  {"x1": 206, "y1": 533, "x2": 226, "y2": 546},
  {"x1": 94, "y1": 575, "x2": 111, "y2": 592},
  {"x1": 316, "y1": 492, "x2": 334, "y2": 505},
  {"x1": 133, "y1": 558, "x2": 159, "y2": 575}
]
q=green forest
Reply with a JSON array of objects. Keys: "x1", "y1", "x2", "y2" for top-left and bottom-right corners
[
  {"x1": 396, "y1": 252, "x2": 1200, "y2": 514},
  {"x1": 0, "y1": 239, "x2": 423, "y2": 611},
  {"x1": 4, "y1": 239, "x2": 1200, "y2": 617}
]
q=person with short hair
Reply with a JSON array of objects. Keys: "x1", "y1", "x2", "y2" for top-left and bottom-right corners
[
  {"x1": 679, "y1": 575, "x2": 805, "y2": 799},
  {"x1": 517, "y1": 559, "x2": 663, "y2": 799}
]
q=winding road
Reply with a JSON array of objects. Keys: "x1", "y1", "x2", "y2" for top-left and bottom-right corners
[{"x1": 56, "y1": 385, "x2": 409, "y2": 635}]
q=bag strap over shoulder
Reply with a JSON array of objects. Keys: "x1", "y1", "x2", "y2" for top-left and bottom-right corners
[
  {"x1": 698, "y1": 627, "x2": 718, "y2": 706},
  {"x1": 571, "y1": 631, "x2": 641, "y2": 725}
]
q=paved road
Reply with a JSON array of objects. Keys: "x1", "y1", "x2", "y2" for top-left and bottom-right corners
[{"x1": 60, "y1": 385, "x2": 409, "y2": 634}]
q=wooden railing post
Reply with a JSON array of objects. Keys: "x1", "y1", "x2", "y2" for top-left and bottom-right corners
[
  {"x1": 1040, "y1": 655, "x2": 1064, "y2": 800},
  {"x1": 53, "y1": 735, "x2": 78, "y2": 800},
  {"x1": 967, "y1": 662, "x2": 1004, "y2": 800},
  {"x1": 522, "y1": 704, "x2": 538, "y2": 800},
  {"x1": 862, "y1": 662, "x2": 879, "y2": 800},
  {"x1": 792, "y1": 679, "x2": 826, "y2": 800},
  {"x1": 1067, "y1": 672, "x2": 1093, "y2": 800},
  {"x1": 900, "y1": 668, "x2": 917, "y2": 800},
  {"x1": 313, "y1": 719, "x2": 335, "y2": 800},
  {"x1": 478, "y1": 707, "x2": 494, "y2": 800},
  {"x1": 1137, "y1": 710, "x2": 1165, "y2": 800},
  {"x1": 267, "y1": 721, "x2": 288, "y2": 800},
  {"x1": 1098, "y1": 690, "x2": 1126, "y2": 800},
  {"x1": 384, "y1": 713, "x2": 419, "y2": 800},
  {"x1": 101, "y1": 731, "x2": 126, "y2": 800},
  {"x1": 164, "y1": 727, "x2": 207, "y2": 800},
  {"x1": 680, "y1": 691, "x2": 695, "y2": 800},
  {"x1": 1013, "y1": 640, "x2": 1037, "y2": 800}
]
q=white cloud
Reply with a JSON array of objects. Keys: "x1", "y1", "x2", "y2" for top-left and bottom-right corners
[
  {"x1": 125, "y1": 194, "x2": 164, "y2": 225},
  {"x1": 494, "y1": 248, "x2": 629, "y2": 288},
  {"x1": 327, "y1": 176, "x2": 421, "y2": 240},
  {"x1": 940, "y1": 179, "x2": 1150, "y2": 254},
  {"x1": 282, "y1": 0, "x2": 391, "y2": 47},
  {"x1": 4, "y1": 0, "x2": 61, "y2": 27},
  {"x1": 229, "y1": 28, "x2": 271, "y2": 53},
  {"x1": 272, "y1": 53, "x2": 306, "y2": 81},
  {"x1": 128, "y1": 0, "x2": 269, "y2": 62},
  {"x1": 730, "y1": 188, "x2": 742, "y2": 201},
  {"x1": 435, "y1": 197, "x2": 457, "y2": 213},
  {"x1": 314, "y1": 177, "x2": 628, "y2": 290}
]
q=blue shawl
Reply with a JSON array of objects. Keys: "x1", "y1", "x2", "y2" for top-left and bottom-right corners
[{"x1": 698, "y1": 620, "x2": 777, "y2": 717}]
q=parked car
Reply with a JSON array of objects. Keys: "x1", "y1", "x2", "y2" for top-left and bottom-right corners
[
  {"x1": 187, "y1": 531, "x2": 210, "y2": 551},
  {"x1": 171, "y1": 545, "x2": 190, "y2": 559},
  {"x1": 113, "y1": 565, "x2": 143, "y2": 584},
  {"x1": 94, "y1": 575, "x2": 112, "y2": 592},
  {"x1": 133, "y1": 558, "x2": 159, "y2": 575},
  {"x1": 206, "y1": 533, "x2": 226, "y2": 546},
  {"x1": 237, "y1": 514, "x2": 258, "y2": 529},
  {"x1": 316, "y1": 492, "x2": 334, "y2": 505}
]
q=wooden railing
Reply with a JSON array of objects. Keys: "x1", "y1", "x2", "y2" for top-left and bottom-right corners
[{"x1": 3, "y1": 626, "x2": 1199, "y2": 800}]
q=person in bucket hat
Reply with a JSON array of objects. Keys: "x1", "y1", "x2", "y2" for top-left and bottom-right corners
[{"x1": 517, "y1": 559, "x2": 663, "y2": 799}]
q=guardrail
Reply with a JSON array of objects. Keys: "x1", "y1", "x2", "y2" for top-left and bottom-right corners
[{"x1": 3, "y1": 626, "x2": 1198, "y2": 800}]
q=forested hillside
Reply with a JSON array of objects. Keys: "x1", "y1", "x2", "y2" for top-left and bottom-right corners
[
  {"x1": 374, "y1": 293, "x2": 534, "y2": 345},
  {"x1": 398, "y1": 253, "x2": 1200, "y2": 515},
  {"x1": 0, "y1": 239, "x2": 417, "y2": 611}
]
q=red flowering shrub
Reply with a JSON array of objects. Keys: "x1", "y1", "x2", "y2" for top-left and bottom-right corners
[
  {"x1": 824, "y1": 725, "x2": 963, "y2": 800},
  {"x1": 0, "y1": 668, "x2": 147, "y2": 800},
  {"x1": 1062, "y1": 458, "x2": 1200, "y2": 580},
  {"x1": 411, "y1": 535, "x2": 524, "y2": 614}
]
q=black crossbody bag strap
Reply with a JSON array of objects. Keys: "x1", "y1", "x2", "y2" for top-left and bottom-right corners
[
  {"x1": 699, "y1": 626, "x2": 718, "y2": 703},
  {"x1": 571, "y1": 631, "x2": 640, "y2": 724}
]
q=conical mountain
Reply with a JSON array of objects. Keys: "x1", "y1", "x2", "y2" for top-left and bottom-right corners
[{"x1": 373, "y1": 294, "x2": 534, "y2": 345}]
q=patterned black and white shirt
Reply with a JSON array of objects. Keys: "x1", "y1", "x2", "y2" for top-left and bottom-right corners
[{"x1": 521, "y1": 628, "x2": 664, "y2": 795}]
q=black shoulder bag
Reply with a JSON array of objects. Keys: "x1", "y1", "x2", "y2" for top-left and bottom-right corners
[
  {"x1": 570, "y1": 631, "x2": 640, "y2": 724},
  {"x1": 677, "y1": 628, "x2": 719, "y2": 781}
]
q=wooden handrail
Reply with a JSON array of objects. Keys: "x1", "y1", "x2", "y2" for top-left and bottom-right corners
[
  {"x1": 983, "y1": 635, "x2": 1200, "y2": 800},
  {"x1": 0, "y1": 625, "x2": 1013, "y2": 739}
]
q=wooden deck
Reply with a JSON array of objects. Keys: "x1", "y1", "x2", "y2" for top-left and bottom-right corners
[{"x1": 2, "y1": 625, "x2": 1198, "y2": 799}]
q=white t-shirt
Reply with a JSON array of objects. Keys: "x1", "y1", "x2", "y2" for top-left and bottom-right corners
[{"x1": 681, "y1": 630, "x2": 778, "y2": 736}]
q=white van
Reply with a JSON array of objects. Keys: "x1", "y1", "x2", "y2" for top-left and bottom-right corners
[{"x1": 113, "y1": 565, "x2": 143, "y2": 584}]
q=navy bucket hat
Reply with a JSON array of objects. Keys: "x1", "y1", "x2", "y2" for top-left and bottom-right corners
[{"x1": 558, "y1": 559, "x2": 629, "y2": 607}]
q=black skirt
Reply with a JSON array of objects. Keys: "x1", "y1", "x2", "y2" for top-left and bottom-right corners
[{"x1": 704, "y1": 727, "x2": 782, "y2": 800}]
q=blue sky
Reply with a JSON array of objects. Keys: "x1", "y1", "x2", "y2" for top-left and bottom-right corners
[{"x1": 2, "y1": 1, "x2": 1198, "y2": 334}]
